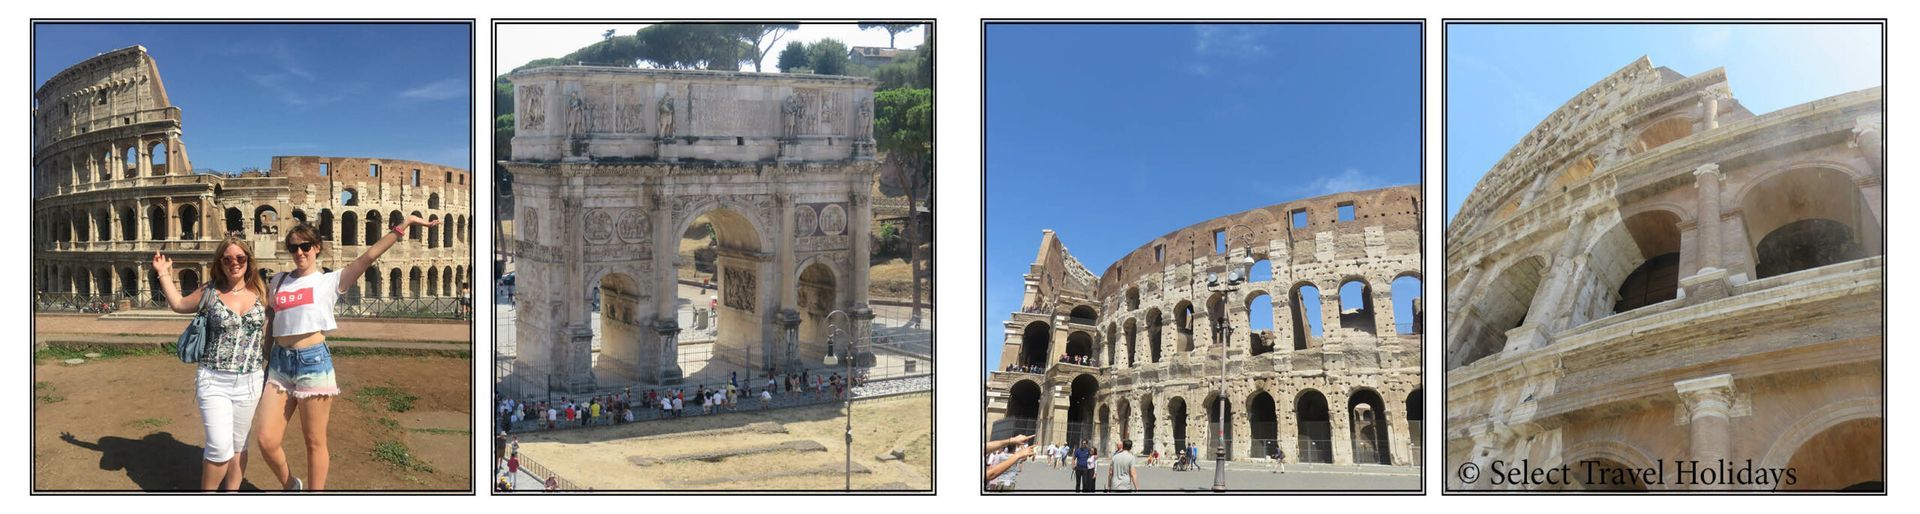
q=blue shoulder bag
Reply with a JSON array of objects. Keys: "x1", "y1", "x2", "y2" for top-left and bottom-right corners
[{"x1": 176, "y1": 285, "x2": 217, "y2": 364}]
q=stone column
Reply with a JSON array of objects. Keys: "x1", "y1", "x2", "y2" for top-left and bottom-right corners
[
  {"x1": 1318, "y1": 280, "x2": 1342, "y2": 344},
  {"x1": 850, "y1": 190, "x2": 872, "y2": 308},
  {"x1": 851, "y1": 307, "x2": 876, "y2": 367},
  {"x1": 1372, "y1": 279, "x2": 1398, "y2": 338},
  {"x1": 655, "y1": 318, "x2": 683, "y2": 384},
  {"x1": 1387, "y1": 394, "x2": 1413, "y2": 466},
  {"x1": 1676, "y1": 374, "x2": 1736, "y2": 491},
  {"x1": 1852, "y1": 114, "x2": 1884, "y2": 175},
  {"x1": 1681, "y1": 163, "x2": 1734, "y2": 301},
  {"x1": 1328, "y1": 390, "x2": 1354, "y2": 465},
  {"x1": 137, "y1": 142, "x2": 152, "y2": 177},
  {"x1": 777, "y1": 193, "x2": 798, "y2": 311},
  {"x1": 780, "y1": 309, "x2": 802, "y2": 373},
  {"x1": 1698, "y1": 90, "x2": 1725, "y2": 131}
]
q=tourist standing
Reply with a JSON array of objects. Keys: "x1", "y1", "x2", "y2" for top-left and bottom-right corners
[
  {"x1": 257, "y1": 216, "x2": 438, "y2": 491},
  {"x1": 153, "y1": 237, "x2": 268, "y2": 491},
  {"x1": 1108, "y1": 440, "x2": 1139, "y2": 492}
]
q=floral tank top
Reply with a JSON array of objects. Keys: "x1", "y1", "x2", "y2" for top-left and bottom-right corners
[{"x1": 200, "y1": 290, "x2": 267, "y2": 374}]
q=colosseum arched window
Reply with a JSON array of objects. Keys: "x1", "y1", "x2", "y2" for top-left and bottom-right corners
[
  {"x1": 428, "y1": 214, "x2": 441, "y2": 249},
  {"x1": 1144, "y1": 308, "x2": 1163, "y2": 362},
  {"x1": 409, "y1": 211, "x2": 424, "y2": 240},
  {"x1": 224, "y1": 207, "x2": 242, "y2": 235},
  {"x1": 1246, "y1": 291, "x2": 1275, "y2": 355},
  {"x1": 1289, "y1": 283, "x2": 1323, "y2": 350},
  {"x1": 1630, "y1": 116, "x2": 1693, "y2": 155},
  {"x1": 341, "y1": 188, "x2": 359, "y2": 206},
  {"x1": 428, "y1": 193, "x2": 441, "y2": 210},
  {"x1": 1390, "y1": 273, "x2": 1423, "y2": 335},
  {"x1": 341, "y1": 211, "x2": 359, "y2": 246},
  {"x1": 253, "y1": 205, "x2": 278, "y2": 234},
  {"x1": 149, "y1": 141, "x2": 168, "y2": 175},
  {"x1": 1174, "y1": 300, "x2": 1195, "y2": 352},
  {"x1": 1740, "y1": 166, "x2": 1877, "y2": 280},
  {"x1": 177, "y1": 203, "x2": 199, "y2": 240},
  {"x1": 119, "y1": 206, "x2": 137, "y2": 241},
  {"x1": 146, "y1": 204, "x2": 168, "y2": 240},
  {"x1": 1337, "y1": 278, "x2": 1376, "y2": 335},
  {"x1": 1453, "y1": 256, "x2": 1546, "y2": 369}
]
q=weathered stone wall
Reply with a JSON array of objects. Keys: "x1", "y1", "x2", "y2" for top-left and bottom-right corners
[
  {"x1": 987, "y1": 185, "x2": 1424, "y2": 466},
  {"x1": 33, "y1": 46, "x2": 474, "y2": 304},
  {"x1": 1444, "y1": 59, "x2": 1883, "y2": 491},
  {"x1": 505, "y1": 67, "x2": 879, "y2": 393}
]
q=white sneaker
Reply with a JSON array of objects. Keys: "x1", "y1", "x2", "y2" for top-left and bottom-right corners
[{"x1": 288, "y1": 477, "x2": 305, "y2": 491}]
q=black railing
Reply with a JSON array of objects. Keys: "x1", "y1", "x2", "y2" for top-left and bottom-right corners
[
  {"x1": 35, "y1": 291, "x2": 471, "y2": 319},
  {"x1": 1297, "y1": 421, "x2": 1334, "y2": 463}
]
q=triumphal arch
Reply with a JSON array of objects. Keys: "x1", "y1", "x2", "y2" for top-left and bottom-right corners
[{"x1": 504, "y1": 67, "x2": 878, "y2": 392}]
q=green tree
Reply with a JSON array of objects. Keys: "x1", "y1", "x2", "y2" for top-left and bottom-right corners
[
  {"x1": 874, "y1": 88, "x2": 933, "y2": 323},
  {"x1": 870, "y1": 39, "x2": 934, "y2": 90},
  {"x1": 857, "y1": 23, "x2": 922, "y2": 49},
  {"x1": 807, "y1": 38, "x2": 850, "y2": 76},
  {"x1": 733, "y1": 23, "x2": 800, "y2": 73},
  {"x1": 494, "y1": 114, "x2": 515, "y2": 161},
  {"x1": 632, "y1": 24, "x2": 749, "y2": 70},
  {"x1": 776, "y1": 41, "x2": 810, "y2": 73}
]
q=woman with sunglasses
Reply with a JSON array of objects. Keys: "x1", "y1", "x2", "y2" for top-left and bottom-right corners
[
  {"x1": 257, "y1": 215, "x2": 439, "y2": 491},
  {"x1": 154, "y1": 236, "x2": 269, "y2": 491}
]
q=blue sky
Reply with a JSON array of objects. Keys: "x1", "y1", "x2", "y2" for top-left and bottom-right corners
[
  {"x1": 1445, "y1": 23, "x2": 1882, "y2": 223},
  {"x1": 35, "y1": 23, "x2": 473, "y2": 173},
  {"x1": 985, "y1": 23, "x2": 1422, "y2": 372}
]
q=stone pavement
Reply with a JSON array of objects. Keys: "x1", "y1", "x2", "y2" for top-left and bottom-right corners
[{"x1": 1004, "y1": 459, "x2": 1420, "y2": 492}]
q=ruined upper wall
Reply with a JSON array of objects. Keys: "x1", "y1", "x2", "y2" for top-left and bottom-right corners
[
  {"x1": 1021, "y1": 230, "x2": 1098, "y2": 310},
  {"x1": 508, "y1": 67, "x2": 878, "y2": 163},
  {"x1": 1095, "y1": 184, "x2": 1422, "y2": 298},
  {"x1": 34, "y1": 46, "x2": 176, "y2": 152},
  {"x1": 1449, "y1": 57, "x2": 1746, "y2": 240}
]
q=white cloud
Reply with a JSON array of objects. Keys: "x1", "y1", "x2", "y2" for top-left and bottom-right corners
[
  {"x1": 1296, "y1": 168, "x2": 1391, "y2": 196},
  {"x1": 399, "y1": 78, "x2": 466, "y2": 101},
  {"x1": 1193, "y1": 25, "x2": 1269, "y2": 57}
]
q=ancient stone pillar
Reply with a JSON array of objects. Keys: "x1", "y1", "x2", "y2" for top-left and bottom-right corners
[
  {"x1": 851, "y1": 307, "x2": 875, "y2": 366},
  {"x1": 777, "y1": 193, "x2": 798, "y2": 311},
  {"x1": 1676, "y1": 374, "x2": 1736, "y2": 491},
  {"x1": 1698, "y1": 90, "x2": 1724, "y2": 131},
  {"x1": 1853, "y1": 114, "x2": 1883, "y2": 174},
  {"x1": 1318, "y1": 280, "x2": 1342, "y2": 344},
  {"x1": 1329, "y1": 390, "x2": 1354, "y2": 465},
  {"x1": 1692, "y1": 163, "x2": 1726, "y2": 271},
  {"x1": 1372, "y1": 278, "x2": 1399, "y2": 338},
  {"x1": 851, "y1": 191, "x2": 872, "y2": 308},
  {"x1": 655, "y1": 318, "x2": 683, "y2": 384},
  {"x1": 1387, "y1": 393, "x2": 1413, "y2": 466},
  {"x1": 137, "y1": 142, "x2": 152, "y2": 176},
  {"x1": 780, "y1": 309, "x2": 802, "y2": 372}
]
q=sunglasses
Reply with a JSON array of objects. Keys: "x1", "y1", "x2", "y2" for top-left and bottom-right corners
[
  {"x1": 287, "y1": 241, "x2": 317, "y2": 253},
  {"x1": 221, "y1": 255, "x2": 249, "y2": 265}
]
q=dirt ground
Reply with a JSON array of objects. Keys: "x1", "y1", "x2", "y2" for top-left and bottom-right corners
[
  {"x1": 34, "y1": 352, "x2": 472, "y2": 491},
  {"x1": 515, "y1": 393, "x2": 931, "y2": 491}
]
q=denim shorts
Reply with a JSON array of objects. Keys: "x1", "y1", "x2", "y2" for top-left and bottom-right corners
[{"x1": 267, "y1": 343, "x2": 339, "y2": 398}]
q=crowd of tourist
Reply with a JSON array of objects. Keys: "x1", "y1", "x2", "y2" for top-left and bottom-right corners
[{"x1": 494, "y1": 369, "x2": 872, "y2": 435}]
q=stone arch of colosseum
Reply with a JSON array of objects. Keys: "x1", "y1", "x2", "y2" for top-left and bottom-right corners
[
  {"x1": 1444, "y1": 57, "x2": 1881, "y2": 490},
  {"x1": 987, "y1": 185, "x2": 1422, "y2": 466}
]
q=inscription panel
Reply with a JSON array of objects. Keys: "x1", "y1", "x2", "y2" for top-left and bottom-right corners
[{"x1": 690, "y1": 83, "x2": 773, "y2": 135}]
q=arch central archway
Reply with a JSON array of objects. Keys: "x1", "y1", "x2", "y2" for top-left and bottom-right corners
[
  {"x1": 1296, "y1": 390, "x2": 1333, "y2": 463},
  {"x1": 1067, "y1": 374, "x2": 1100, "y2": 448},
  {"x1": 668, "y1": 206, "x2": 775, "y2": 383}
]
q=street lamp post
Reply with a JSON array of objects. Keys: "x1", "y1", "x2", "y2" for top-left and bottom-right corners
[{"x1": 1206, "y1": 244, "x2": 1254, "y2": 493}]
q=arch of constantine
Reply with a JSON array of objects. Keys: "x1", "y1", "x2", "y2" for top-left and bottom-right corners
[
  {"x1": 502, "y1": 66, "x2": 878, "y2": 392},
  {"x1": 984, "y1": 186, "x2": 1424, "y2": 466},
  {"x1": 34, "y1": 46, "x2": 473, "y2": 307},
  {"x1": 1444, "y1": 58, "x2": 1883, "y2": 491}
]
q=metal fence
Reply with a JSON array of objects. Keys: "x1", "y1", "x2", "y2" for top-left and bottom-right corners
[
  {"x1": 35, "y1": 291, "x2": 471, "y2": 319},
  {"x1": 1205, "y1": 421, "x2": 1235, "y2": 460},
  {"x1": 1297, "y1": 421, "x2": 1334, "y2": 463}
]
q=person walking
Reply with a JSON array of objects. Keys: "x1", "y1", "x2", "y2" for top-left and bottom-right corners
[{"x1": 1108, "y1": 440, "x2": 1139, "y2": 492}]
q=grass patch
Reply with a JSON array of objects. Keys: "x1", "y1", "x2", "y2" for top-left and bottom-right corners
[
  {"x1": 127, "y1": 417, "x2": 171, "y2": 430},
  {"x1": 370, "y1": 440, "x2": 436, "y2": 473},
  {"x1": 355, "y1": 384, "x2": 418, "y2": 413},
  {"x1": 377, "y1": 417, "x2": 402, "y2": 431},
  {"x1": 408, "y1": 427, "x2": 471, "y2": 436}
]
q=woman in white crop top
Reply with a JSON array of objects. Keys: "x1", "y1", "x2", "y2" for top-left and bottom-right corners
[{"x1": 255, "y1": 215, "x2": 437, "y2": 491}]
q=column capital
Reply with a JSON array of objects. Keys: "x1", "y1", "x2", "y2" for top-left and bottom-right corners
[
  {"x1": 1674, "y1": 374, "x2": 1737, "y2": 422},
  {"x1": 1692, "y1": 162, "x2": 1723, "y2": 182},
  {"x1": 1852, "y1": 114, "x2": 1883, "y2": 136}
]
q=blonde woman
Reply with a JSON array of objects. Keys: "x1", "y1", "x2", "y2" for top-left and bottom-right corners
[
  {"x1": 154, "y1": 237, "x2": 268, "y2": 491},
  {"x1": 257, "y1": 216, "x2": 437, "y2": 491}
]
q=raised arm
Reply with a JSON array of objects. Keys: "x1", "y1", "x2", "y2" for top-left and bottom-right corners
[
  {"x1": 985, "y1": 433, "x2": 1034, "y2": 455},
  {"x1": 152, "y1": 252, "x2": 204, "y2": 314},
  {"x1": 337, "y1": 214, "x2": 440, "y2": 292}
]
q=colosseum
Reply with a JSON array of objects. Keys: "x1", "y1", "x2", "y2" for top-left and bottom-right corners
[
  {"x1": 984, "y1": 186, "x2": 1424, "y2": 469},
  {"x1": 33, "y1": 46, "x2": 473, "y2": 311},
  {"x1": 1443, "y1": 57, "x2": 1882, "y2": 491}
]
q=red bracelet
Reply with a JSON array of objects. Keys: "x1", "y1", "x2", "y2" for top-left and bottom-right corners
[{"x1": 392, "y1": 225, "x2": 406, "y2": 236}]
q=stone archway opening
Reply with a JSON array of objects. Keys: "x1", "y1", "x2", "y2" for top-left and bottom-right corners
[
  {"x1": 1780, "y1": 417, "x2": 1882, "y2": 491},
  {"x1": 1067, "y1": 374, "x2": 1100, "y2": 448},
  {"x1": 1296, "y1": 390, "x2": 1333, "y2": 463},
  {"x1": 1145, "y1": 308, "x2": 1163, "y2": 363},
  {"x1": 1740, "y1": 166, "x2": 1878, "y2": 279},
  {"x1": 1064, "y1": 331, "x2": 1092, "y2": 363},
  {"x1": 993, "y1": 379, "x2": 1044, "y2": 441},
  {"x1": 1168, "y1": 396, "x2": 1188, "y2": 455},
  {"x1": 147, "y1": 204, "x2": 168, "y2": 241},
  {"x1": 1175, "y1": 300, "x2": 1195, "y2": 352},
  {"x1": 1349, "y1": 388, "x2": 1391, "y2": 465},
  {"x1": 796, "y1": 261, "x2": 839, "y2": 360},
  {"x1": 1392, "y1": 274, "x2": 1424, "y2": 335},
  {"x1": 1019, "y1": 321, "x2": 1051, "y2": 370},
  {"x1": 1339, "y1": 278, "x2": 1376, "y2": 334},
  {"x1": 1098, "y1": 404, "x2": 1112, "y2": 453},
  {"x1": 1407, "y1": 389, "x2": 1424, "y2": 465},
  {"x1": 1141, "y1": 396, "x2": 1157, "y2": 455},
  {"x1": 1204, "y1": 391, "x2": 1235, "y2": 461},
  {"x1": 1290, "y1": 283, "x2": 1323, "y2": 350},
  {"x1": 1248, "y1": 391, "x2": 1278, "y2": 459},
  {"x1": 671, "y1": 207, "x2": 771, "y2": 382},
  {"x1": 590, "y1": 272, "x2": 647, "y2": 383},
  {"x1": 1247, "y1": 292, "x2": 1275, "y2": 355},
  {"x1": 1453, "y1": 256, "x2": 1545, "y2": 369}
]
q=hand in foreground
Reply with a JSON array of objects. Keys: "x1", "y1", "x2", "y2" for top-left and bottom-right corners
[
  {"x1": 405, "y1": 214, "x2": 444, "y2": 228},
  {"x1": 151, "y1": 252, "x2": 173, "y2": 277}
]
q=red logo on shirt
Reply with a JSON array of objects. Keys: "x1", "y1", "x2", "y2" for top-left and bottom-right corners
[{"x1": 274, "y1": 287, "x2": 315, "y2": 310}]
